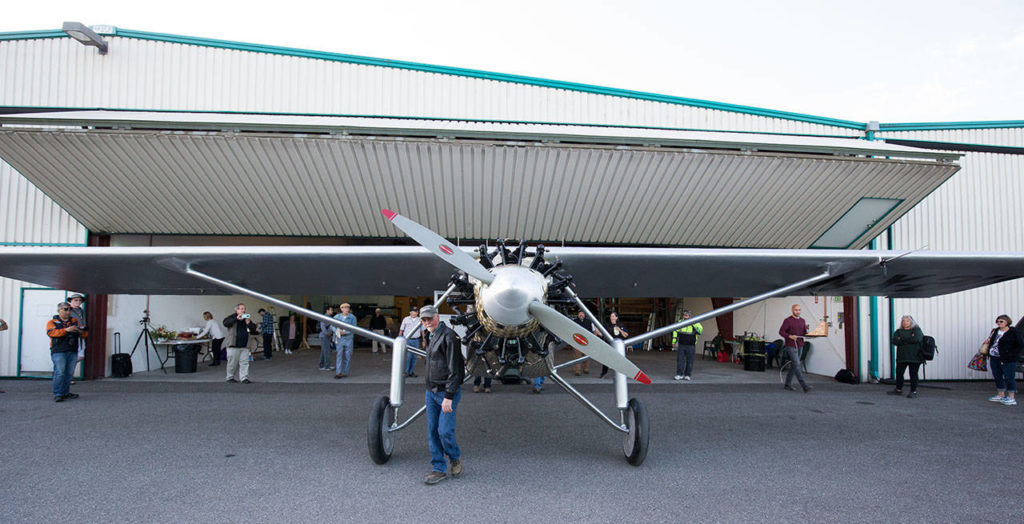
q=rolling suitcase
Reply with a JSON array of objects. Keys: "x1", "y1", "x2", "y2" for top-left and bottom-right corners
[{"x1": 111, "y1": 332, "x2": 133, "y2": 377}]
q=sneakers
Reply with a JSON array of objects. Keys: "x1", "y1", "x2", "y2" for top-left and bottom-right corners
[
  {"x1": 673, "y1": 375, "x2": 684, "y2": 381},
  {"x1": 334, "y1": 373, "x2": 347, "y2": 379},
  {"x1": 684, "y1": 376, "x2": 691, "y2": 381},
  {"x1": 449, "y1": 459, "x2": 462, "y2": 478},
  {"x1": 284, "y1": 349, "x2": 293, "y2": 355},
  {"x1": 887, "y1": 389, "x2": 903, "y2": 396},
  {"x1": 1000, "y1": 397, "x2": 1017, "y2": 406},
  {"x1": 988, "y1": 395, "x2": 1005, "y2": 402},
  {"x1": 483, "y1": 387, "x2": 491, "y2": 393},
  {"x1": 54, "y1": 395, "x2": 65, "y2": 402},
  {"x1": 424, "y1": 471, "x2": 447, "y2": 485},
  {"x1": 242, "y1": 378, "x2": 252, "y2": 384},
  {"x1": 473, "y1": 386, "x2": 480, "y2": 393},
  {"x1": 533, "y1": 386, "x2": 542, "y2": 394},
  {"x1": 906, "y1": 391, "x2": 917, "y2": 398},
  {"x1": 226, "y1": 378, "x2": 239, "y2": 383},
  {"x1": 63, "y1": 393, "x2": 79, "y2": 399}
]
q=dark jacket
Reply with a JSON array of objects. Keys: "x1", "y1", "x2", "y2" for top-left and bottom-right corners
[
  {"x1": 370, "y1": 314, "x2": 387, "y2": 331},
  {"x1": 892, "y1": 326, "x2": 924, "y2": 364},
  {"x1": 424, "y1": 322, "x2": 465, "y2": 399},
  {"x1": 223, "y1": 314, "x2": 259, "y2": 347},
  {"x1": 47, "y1": 315, "x2": 81, "y2": 353},
  {"x1": 989, "y1": 327, "x2": 1023, "y2": 364}
]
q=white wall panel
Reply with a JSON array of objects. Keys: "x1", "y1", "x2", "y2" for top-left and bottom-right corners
[
  {"x1": 0, "y1": 158, "x2": 87, "y2": 376},
  {"x1": 864, "y1": 135, "x2": 1024, "y2": 380},
  {"x1": 0, "y1": 36, "x2": 861, "y2": 137}
]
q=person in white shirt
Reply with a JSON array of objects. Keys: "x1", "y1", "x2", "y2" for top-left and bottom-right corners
[
  {"x1": 398, "y1": 307, "x2": 422, "y2": 377},
  {"x1": 197, "y1": 311, "x2": 226, "y2": 367}
]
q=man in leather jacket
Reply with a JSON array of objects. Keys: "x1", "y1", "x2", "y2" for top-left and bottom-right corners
[{"x1": 420, "y1": 305, "x2": 465, "y2": 485}]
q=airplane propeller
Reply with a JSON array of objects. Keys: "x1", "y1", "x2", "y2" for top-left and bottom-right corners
[
  {"x1": 381, "y1": 209, "x2": 651, "y2": 384},
  {"x1": 381, "y1": 209, "x2": 494, "y2": 284}
]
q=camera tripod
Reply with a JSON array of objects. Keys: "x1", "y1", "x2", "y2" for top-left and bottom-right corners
[{"x1": 131, "y1": 314, "x2": 162, "y2": 373}]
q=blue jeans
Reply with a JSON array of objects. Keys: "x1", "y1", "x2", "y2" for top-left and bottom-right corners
[
  {"x1": 425, "y1": 389, "x2": 461, "y2": 473},
  {"x1": 318, "y1": 335, "x2": 333, "y2": 369},
  {"x1": 533, "y1": 376, "x2": 545, "y2": 389},
  {"x1": 677, "y1": 344, "x2": 696, "y2": 376},
  {"x1": 405, "y1": 338, "x2": 420, "y2": 375},
  {"x1": 991, "y1": 357, "x2": 1017, "y2": 393},
  {"x1": 335, "y1": 337, "x2": 353, "y2": 374},
  {"x1": 51, "y1": 351, "x2": 77, "y2": 397}
]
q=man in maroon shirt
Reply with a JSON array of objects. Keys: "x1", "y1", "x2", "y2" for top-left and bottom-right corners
[{"x1": 779, "y1": 304, "x2": 812, "y2": 392}]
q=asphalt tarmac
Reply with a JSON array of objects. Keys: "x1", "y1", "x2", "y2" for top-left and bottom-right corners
[{"x1": 1, "y1": 374, "x2": 1020, "y2": 523}]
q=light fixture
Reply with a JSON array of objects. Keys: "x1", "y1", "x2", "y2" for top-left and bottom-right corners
[{"x1": 62, "y1": 22, "x2": 108, "y2": 55}]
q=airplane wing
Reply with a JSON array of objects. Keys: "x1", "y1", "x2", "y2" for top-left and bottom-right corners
[{"x1": 0, "y1": 245, "x2": 1021, "y2": 298}]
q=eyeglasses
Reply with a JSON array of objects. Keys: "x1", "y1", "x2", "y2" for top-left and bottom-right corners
[
  {"x1": 59, "y1": 307, "x2": 71, "y2": 311},
  {"x1": 996, "y1": 320, "x2": 1007, "y2": 324}
]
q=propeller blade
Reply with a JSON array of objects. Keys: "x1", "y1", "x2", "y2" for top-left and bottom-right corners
[
  {"x1": 381, "y1": 209, "x2": 494, "y2": 284},
  {"x1": 527, "y1": 301, "x2": 651, "y2": 384}
]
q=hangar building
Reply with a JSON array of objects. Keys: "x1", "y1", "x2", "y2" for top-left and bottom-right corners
[{"x1": 0, "y1": 25, "x2": 1021, "y2": 381}]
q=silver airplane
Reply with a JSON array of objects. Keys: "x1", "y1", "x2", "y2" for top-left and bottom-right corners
[{"x1": 1, "y1": 210, "x2": 1023, "y2": 465}]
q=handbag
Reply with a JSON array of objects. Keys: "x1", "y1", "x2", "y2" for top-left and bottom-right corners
[{"x1": 967, "y1": 352, "x2": 988, "y2": 372}]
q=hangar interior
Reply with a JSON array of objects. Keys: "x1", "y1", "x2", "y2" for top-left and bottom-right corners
[{"x1": 0, "y1": 25, "x2": 1021, "y2": 382}]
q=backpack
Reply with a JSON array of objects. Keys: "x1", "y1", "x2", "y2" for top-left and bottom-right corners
[
  {"x1": 920, "y1": 335, "x2": 937, "y2": 361},
  {"x1": 834, "y1": 368, "x2": 858, "y2": 384}
]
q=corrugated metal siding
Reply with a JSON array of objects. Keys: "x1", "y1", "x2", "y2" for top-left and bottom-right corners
[
  {"x1": 0, "y1": 36, "x2": 862, "y2": 137},
  {"x1": 879, "y1": 127, "x2": 1024, "y2": 148},
  {"x1": 0, "y1": 129, "x2": 956, "y2": 248},
  {"x1": 0, "y1": 158, "x2": 87, "y2": 377},
  {"x1": 865, "y1": 133, "x2": 1024, "y2": 380}
]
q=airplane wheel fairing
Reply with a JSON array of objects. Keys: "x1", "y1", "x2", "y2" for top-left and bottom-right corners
[
  {"x1": 622, "y1": 398, "x2": 649, "y2": 466},
  {"x1": 368, "y1": 396, "x2": 395, "y2": 464}
]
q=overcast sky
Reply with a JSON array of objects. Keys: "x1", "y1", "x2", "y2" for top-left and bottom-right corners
[{"x1": 4, "y1": 0, "x2": 1022, "y2": 123}]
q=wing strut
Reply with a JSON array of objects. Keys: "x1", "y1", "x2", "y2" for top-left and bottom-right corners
[
  {"x1": 184, "y1": 266, "x2": 405, "y2": 350},
  {"x1": 623, "y1": 270, "x2": 836, "y2": 348}
]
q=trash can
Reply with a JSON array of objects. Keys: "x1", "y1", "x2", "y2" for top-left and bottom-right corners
[
  {"x1": 742, "y1": 340, "x2": 766, "y2": 372},
  {"x1": 174, "y1": 344, "x2": 199, "y2": 373}
]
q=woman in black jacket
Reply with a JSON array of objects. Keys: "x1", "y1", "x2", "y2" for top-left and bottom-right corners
[
  {"x1": 987, "y1": 314, "x2": 1023, "y2": 406},
  {"x1": 888, "y1": 315, "x2": 924, "y2": 398}
]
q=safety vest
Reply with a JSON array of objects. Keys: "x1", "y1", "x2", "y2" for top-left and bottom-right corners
[{"x1": 672, "y1": 322, "x2": 703, "y2": 346}]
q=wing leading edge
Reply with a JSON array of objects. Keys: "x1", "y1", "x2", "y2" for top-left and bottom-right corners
[{"x1": 0, "y1": 245, "x2": 1021, "y2": 298}]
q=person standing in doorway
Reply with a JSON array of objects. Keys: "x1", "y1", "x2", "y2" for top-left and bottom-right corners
[
  {"x1": 318, "y1": 306, "x2": 335, "y2": 371},
  {"x1": 258, "y1": 308, "x2": 274, "y2": 360},
  {"x1": 672, "y1": 309, "x2": 703, "y2": 381},
  {"x1": 419, "y1": 305, "x2": 465, "y2": 485},
  {"x1": 67, "y1": 294, "x2": 88, "y2": 365},
  {"x1": 600, "y1": 311, "x2": 628, "y2": 379},
  {"x1": 224, "y1": 303, "x2": 259, "y2": 384},
  {"x1": 333, "y1": 303, "x2": 357, "y2": 379},
  {"x1": 197, "y1": 311, "x2": 226, "y2": 367},
  {"x1": 779, "y1": 304, "x2": 811, "y2": 392},
  {"x1": 370, "y1": 308, "x2": 388, "y2": 354},
  {"x1": 571, "y1": 308, "x2": 599, "y2": 376},
  {"x1": 986, "y1": 314, "x2": 1023, "y2": 406},
  {"x1": 399, "y1": 307, "x2": 422, "y2": 377},
  {"x1": 887, "y1": 315, "x2": 924, "y2": 398},
  {"x1": 284, "y1": 313, "x2": 299, "y2": 355},
  {"x1": 47, "y1": 302, "x2": 82, "y2": 402}
]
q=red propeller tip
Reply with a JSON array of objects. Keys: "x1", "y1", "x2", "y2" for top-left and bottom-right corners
[
  {"x1": 381, "y1": 209, "x2": 397, "y2": 221},
  {"x1": 634, "y1": 371, "x2": 651, "y2": 385}
]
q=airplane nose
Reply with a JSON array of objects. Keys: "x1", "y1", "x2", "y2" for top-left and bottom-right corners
[{"x1": 478, "y1": 266, "x2": 546, "y2": 326}]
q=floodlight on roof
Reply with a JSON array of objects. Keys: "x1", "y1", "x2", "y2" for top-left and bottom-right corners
[{"x1": 62, "y1": 22, "x2": 108, "y2": 55}]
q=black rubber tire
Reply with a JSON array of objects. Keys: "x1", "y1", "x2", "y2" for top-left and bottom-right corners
[
  {"x1": 623, "y1": 398, "x2": 650, "y2": 466},
  {"x1": 367, "y1": 395, "x2": 394, "y2": 464}
]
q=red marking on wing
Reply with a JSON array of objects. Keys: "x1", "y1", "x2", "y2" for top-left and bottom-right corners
[
  {"x1": 572, "y1": 333, "x2": 588, "y2": 346},
  {"x1": 381, "y1": 209, "x2": 397, "y2": 221},
  {"x1": 439, "y1": 244, "x2": 454, "y2": 255},
  {"x1": 634, "y1": 371, "x2": 651, "y2": 385}
]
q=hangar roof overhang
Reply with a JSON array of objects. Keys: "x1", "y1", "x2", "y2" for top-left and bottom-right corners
[{"x1": 0, "y1": 110, "x2": 961, "y2": 249}]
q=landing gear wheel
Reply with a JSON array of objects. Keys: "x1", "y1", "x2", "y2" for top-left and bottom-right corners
[
  {"x1": 368, "y1": 395, "x2": 395, "y2": 464},
  {"x1": 622, "y1": 398, "x2": 649, "y2": 466}
]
